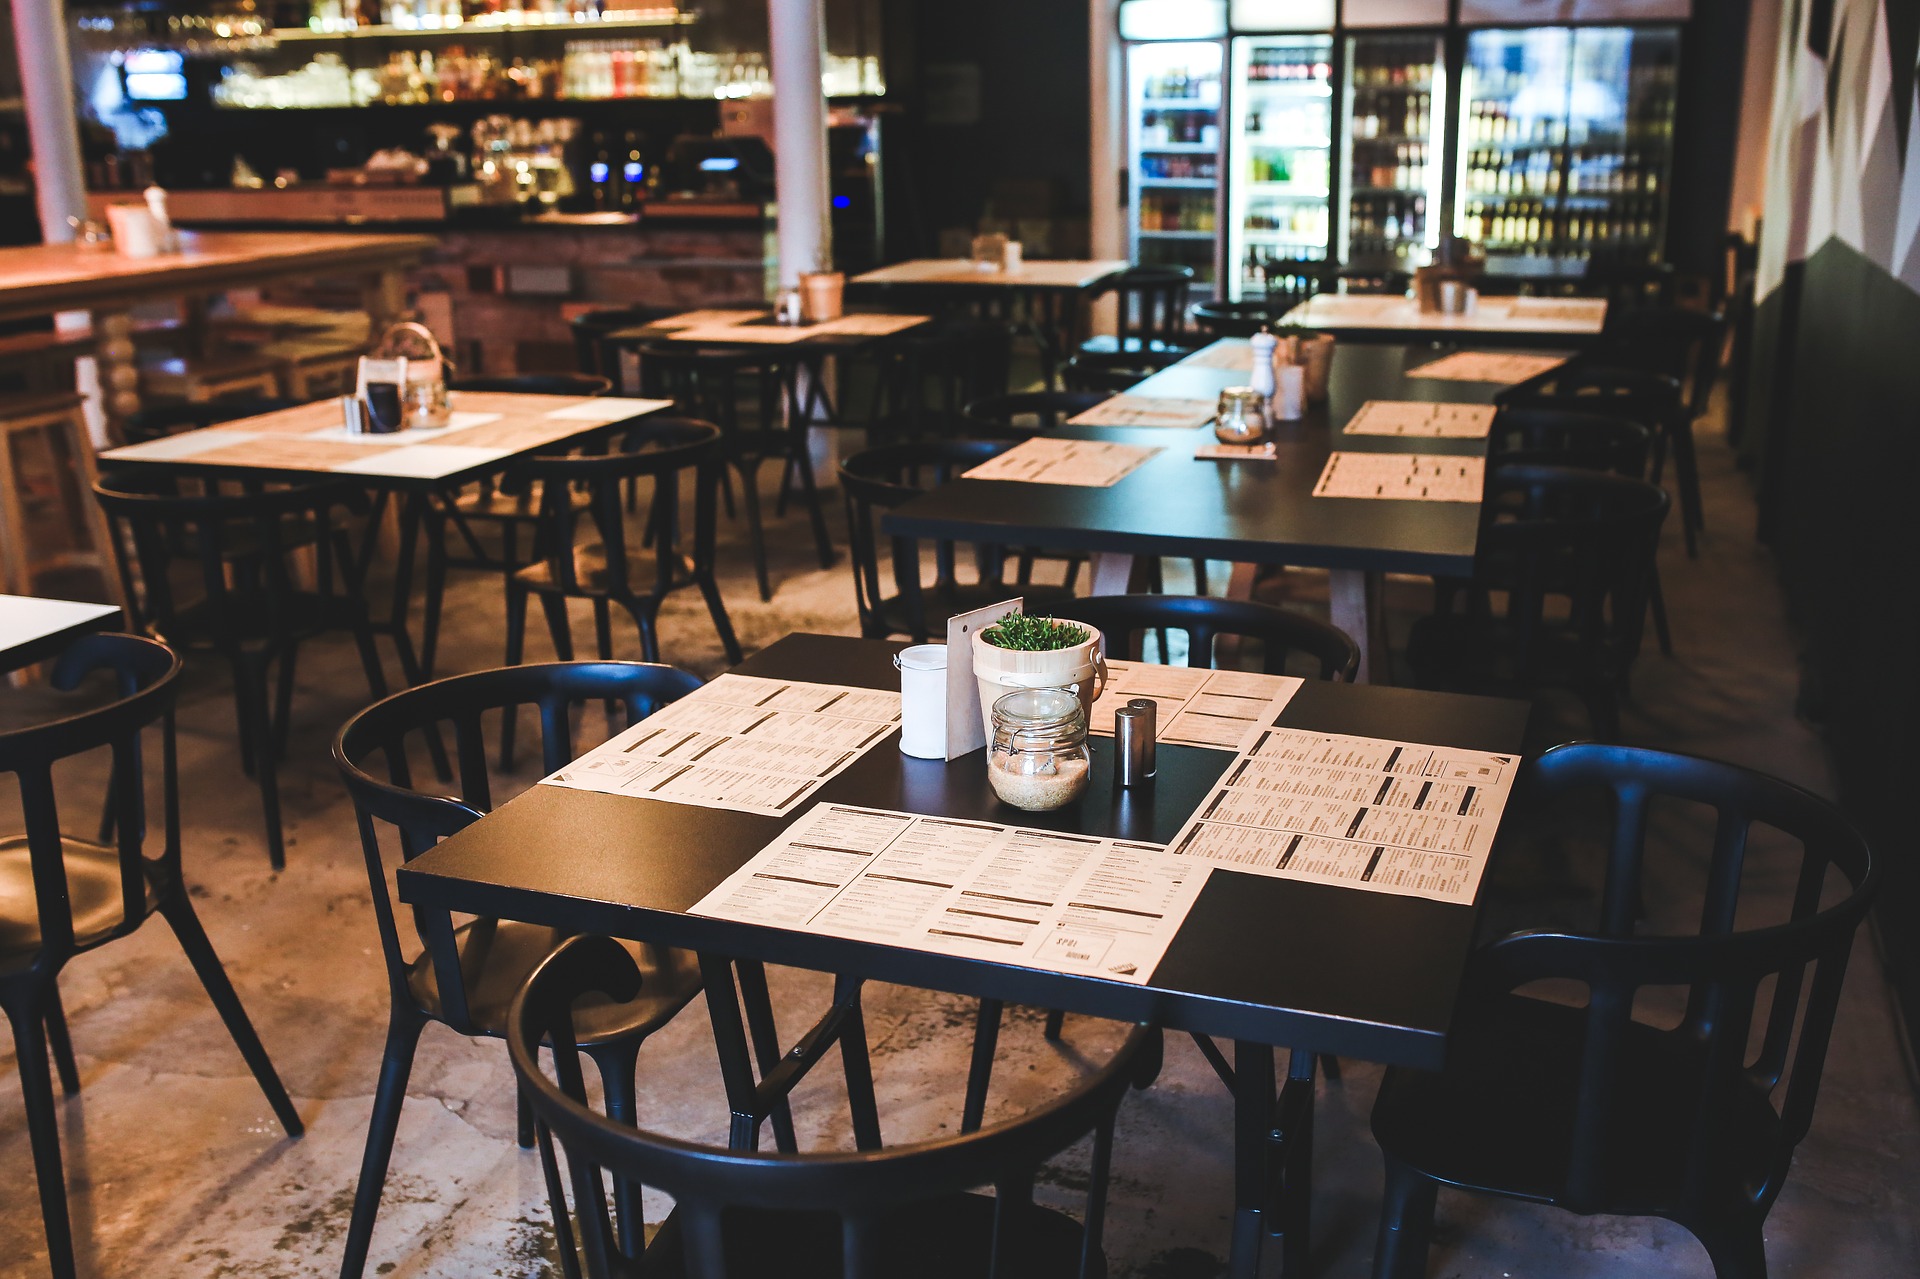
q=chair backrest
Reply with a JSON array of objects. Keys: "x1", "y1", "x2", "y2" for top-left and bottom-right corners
[
  {"x1": 1100, "y1": 266, "x2": 1192, "y2": 350},
  {"x1": 839, "y1": 439, "x2": 1009, "y2": 641},
  {"x1": 0, "y1": 633, "x2": 182, "y2": 966},
  {"x1": 1472, "y1": 464, "x2": 1669, "y2": 680},
  {"x1": 1191, "y1": 300, "x2": 1282, "y2": 339},
  {"x1": 962, "y1": 391, "x2": 1107, "y2": 437},
  {"x1": 900, "y1": 313, "x2": 1014, "y2": 412},
  {"x1": 513, "y1": 417, "x2": 725, "y2": 599},
  {"x1": 1478, "y1": 742, "x2": 1877, "y2": 1216},
  {"x1": 93, "y1": 470, "x2": 365, "y2": 654},
  {"x1": 449, "y1": 373, "x2": 613, "y2": 397},
  {"x1": 331, "y1": 660, "x2": 700, "y2": 1032},
  {"x1": 635, "y1": 343, "x2": 797, "y2": 438},
  {"x1": 568, "y1": 306, "x2": 686, "y2": 381},
  {"x1": 1488, "y1": 407, "x2": 1652, "y2": 478},
  {"x1": 1053, "y1": 594, "x2": 1360, "y2": 681},
  {"x1": 510, "y1": 934, "x2": 1154, "y2": 1279},
  {"x1": 122, "y1": 398, "x2": 299, "y2": 444},
  {"x1": 1062, "y1": 361, "x2": 1148, "y2": 396},
  {"x1": 1494, "y1": 363, "x2": 1683, "y2": 437},
  {"x1": 1593, "y1": 304, "x2": 1727, "y2": 417}
]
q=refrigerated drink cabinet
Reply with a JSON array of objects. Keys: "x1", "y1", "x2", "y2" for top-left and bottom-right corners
[
  {"x1": 1127, "y1": 41, "x2": 1225, "y2": 285},
  {"x1": 1226, "y1": 34, "x2": 1334, "y2": 301},
  {"x1": 1340, "y1": 32, "x2": 1443, "y2": 277}
]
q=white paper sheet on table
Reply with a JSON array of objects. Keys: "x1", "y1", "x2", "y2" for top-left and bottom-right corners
[
  {"x1": 963, "y1": 437, "x2": 1161, "y2": 487},
  {"x1": 1311, "y1": 452, "x2": 1484, "y2": 502},
  {"x1": 1088, "y1": 661, "x2": 1303, "y2": 751},
  {"x1": 1068, "y1": 395, "x2": 1216, "y2": 429},
  {"x1": 331, "y1": 443, "x2": 513, "y2": 478},
  {"x1": 1166, "y1": 726, "x2": 1520, "y2": 904},
  {"x1": 649, "y1": 309, "x2": 768, "y2": 331},
  {"x1": 541, "y1": 673, "x2": 902, "y2": 817},
  {"x1": 690, "y1": 804, "x2": 1210, "y2": 984},
  {"x1": 541, "y1": 397, "x2": 673, "y2": 422},
  {"x1": 1405, "y1": 351, "x2": 1566, "y2": 384},
  {"x1": 103, "y1": 429, "x2": 262, "y2": 461},
  {"x1": 813, "y1": 313, "x2": 930, "y2": 336},
  {"x1": 1342, "y1": 400, "x2": 1495, "y2": 439}
]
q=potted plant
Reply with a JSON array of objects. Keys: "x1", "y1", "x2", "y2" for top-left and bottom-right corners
[{"x1": 969, "y1": 612, "x2": 1106, "y2": 737}]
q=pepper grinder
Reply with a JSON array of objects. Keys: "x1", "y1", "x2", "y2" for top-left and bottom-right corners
[{"x1": 1114, "y1": 697, "x2": 1157, "y2": 787}]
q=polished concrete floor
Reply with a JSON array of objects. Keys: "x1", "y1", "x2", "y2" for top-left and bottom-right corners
[{"x1": 1, "y1": 409, "x2": 1917, "y2": 1279}]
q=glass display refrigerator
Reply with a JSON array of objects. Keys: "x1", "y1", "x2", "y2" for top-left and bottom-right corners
[
  {"x1": 1453, "y1": 25, "x2": 1679, "y2": 280},
  {"x1": 1126, "y1": 40, "x2": 1225, "y2": 285},
  {"x1": 1224, "y1": 31, "x2": 1334, "y2": 300},
  {"x1": 1339, "y1": 31, "x2": 1443, "y2": 277}
]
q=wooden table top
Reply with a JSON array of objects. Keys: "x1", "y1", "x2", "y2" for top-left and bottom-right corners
[
  {"x1": 610, "y1": 308, "x2": 934, "y2": 350},
  {"x1": 852, "y1": 259, "x2": 1130, "y2": 291},
  {"x1": 0, "y1": 230, "x2": 432, "y2": 320},
  {"x1": 99, "y1": 391, "x2": 669, "y2": 489},
  {"x1": 1285, "y1": 293, "x2": 1608, "y2": 344},
  {"x1": 396, "y1": 633, "x2": 1533, "y2": 1066}
]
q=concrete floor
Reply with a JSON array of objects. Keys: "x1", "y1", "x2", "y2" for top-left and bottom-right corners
[{"x1": 1, "y1": 408, "x2": 1917, "y2": 1279}]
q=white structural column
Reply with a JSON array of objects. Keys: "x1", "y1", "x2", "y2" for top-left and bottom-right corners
[
  {"x1": 768, "y1": 0, "x2": 832, "y2": 285},
  {"x1": 12, "y1": 0, "x2": 88, "y2": 243}
]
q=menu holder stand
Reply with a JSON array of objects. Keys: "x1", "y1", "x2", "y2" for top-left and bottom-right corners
[{"x1": 943, "y1": 597, "x2": 1022, "y2": 759}]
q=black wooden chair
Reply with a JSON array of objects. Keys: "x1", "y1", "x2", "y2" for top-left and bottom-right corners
[
  {"x1": 121, "y1": 397, "x2": 299, "y2": 443},
  {"x1": 1070, "y1": 266, "x2": 1197, "y2": 391},
  {"x1": 2, "y1": 634, "x2": 301, "y2": 1279},
  {"x1": 839, "y1": 439, "x2": 1077, "y2": 642},
  {"x1": 1371, "y1": 741, "x2": 1879, "y2": 1279},
  {"x1": 962, "y1": 390, "x2": 1108, "y2": 437},
  {"x1": 94, "y1": 471, "x2": 388, "y2": 868},
  {"x1": 639, "y1": 344, "x2": 836, "y2": 601},
  {"x1": 331, "y1": 661, "x2": 714, "y2": 1279},
  {"x1": 1406, "y1": 465, "x2": 1668, "y2": 741},
  {"x1": 863, "y1": 313, "x2": 1014, "y2": 441},
  {"x1": 502, "y1": 418, "x2": 742, "y2": 731},
  {"x1": 510, "y1": 933, "x2": 1161, "y2": 1279},
  {"x1": 1054, "y1": 593, "x2": 1361, "y2": 680},
  {"x1": 1191, "y1": 299, "x2": 1285, "y2": 339},
  {"x1": 570, "y1": 306, "x2": 686, "y2": 390}
]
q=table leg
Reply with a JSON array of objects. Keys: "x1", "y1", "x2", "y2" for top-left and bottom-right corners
[
  {"x1": 1329, "y1": 567, "x2": 1388, "y2": 684},
  {"x1": 94, "y1": 309, "x2": 140, "y2": 442},
  {"x1": 385, "y1": 491, "x2": 430, "y2": 686},
  {"x1": 1229, "y1": 1039, "x2": 1277, "y2": 1279}
]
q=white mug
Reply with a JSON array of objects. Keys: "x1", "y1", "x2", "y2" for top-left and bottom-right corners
[
  {"x1": 894, "y1": 644, "x2": 948, "y2": 759},
  {"x1": 106, "y1": 205, "x2": 162, "y2": 259}
]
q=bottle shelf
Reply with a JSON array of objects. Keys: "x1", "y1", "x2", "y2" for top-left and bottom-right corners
[
  {"x1": 1139, "y1": 178, "x2": 1216, "y2": 189},
  {"x1": 1140, "y1": 142, "x2": 1219, "y2": 153},
  {"x1": 1138, "y1": 229, "x2": 1216, "y2": 239},
  {"x1": 275, "y1": 11, "x2": 693, "y2": 42}
]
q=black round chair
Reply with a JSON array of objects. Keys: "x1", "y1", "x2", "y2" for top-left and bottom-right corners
[
  {"x1": 569, "y1": 305, "x2": 690, "y2": 388},
  {"x1": 1191, "y1": 299, "x2": 1285, "y2": 339},
  {"x1": 331, "y1": 661, "x2": 711, "y2": 1279},
  {"x1": 1371, "y1": 741, "x2": 1879, "y2": 1279},
  {"x1": 450, "y1": 372, "x2": 613, "y2": 396},
  {"x1": 1054, "y1": 594, "x2": 1361, "y2": 680},
  {"x1": 510, "y1": 933, "x2": 1161, "y2": 1279},
  {"x1": 962, "y1": 390, "x2": 1108, "y2": 437},
  {"x1": 2, "y1": 634, "x2": 301, "y2": 1279}
]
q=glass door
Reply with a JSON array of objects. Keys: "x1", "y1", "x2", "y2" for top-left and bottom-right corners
[
  {"x1": 1565, "y1": 25, "x2": 1679, "y2": 275},
  {"x1": 1455, "y1": 27, "x2": 1570, "y2": 279},
  {"x1": 1127, "y1": 41, "x2": 1225, "y2": 285},
  {"x1": 1226, "y1": 34, "x2": 1333, "y2": 301},
  {"x1": 1340, "y1": 31, "x2": 1443, "y2": 278}
]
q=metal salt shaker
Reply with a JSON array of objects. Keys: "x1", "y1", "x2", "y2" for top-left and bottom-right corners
[
  {"x1": 775, "y1": 288, "x2": 806, "y2": 325},
  {"x1": 341, "y1": 395, "x2": 367, "y2": 436},
  {"x1": 1114, "y1": 697, "x2": 1157, "y2": 787}
]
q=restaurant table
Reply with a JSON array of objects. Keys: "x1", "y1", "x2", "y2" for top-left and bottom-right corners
[
  {"x1": 1283, "y1": 291, "x2": 1608, "y2": 348},
  {"x1": 98, "y1": 391, "x2": 669, "y2": 684},
  {"x1": 0, "y1": 230, "x2": 431, "y2": 434},
  {"x1": 0, "y1": 595, "x2": 121, "y2": 675},
  {"x1": 395, "y1": 632, "x2": 1531, "y2": 1279},
  {"x1": 849, "y1": 258, "x2": 1130, "y2": 388},
  {"x1": 884, "y1": 338, "x2": 1557, "y2": 683}
]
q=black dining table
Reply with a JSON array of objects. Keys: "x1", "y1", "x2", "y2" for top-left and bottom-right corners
[
  {"x1": 883, "y1": 339, "x2": 1557, "y2": 682},
  {"x1": 395, "y1": 631, "x2": 1531, "y2": 1279}
]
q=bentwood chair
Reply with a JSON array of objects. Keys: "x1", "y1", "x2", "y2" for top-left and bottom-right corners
[
  {"x1": 640, "y1": 344, "x2": 837, "y2": 601},
  {"x1": 1191, "y1": 299, "x2": 1285, "y2": 339},
  {"x1": 2, "y1": 634, "x2": 301, "y2": 1279},
  {"x1": 1054, "y1": 594, "x2": 1361, "y2": 680},
  {"x1": 511, "y1": 933, "x2": 1162, "y2": 1279},
  {"x1": 1371, "y1": 742, "x2": 1879, "y2": 1279},
  {"x1": 1076, "y1": 265, "x2": 1196, "y2": 367},
  {"x1": 570, "y1": 306, "x2": 685, "y2": 390},
  {"x1": 331, "y1": 661, "x2": 711, "y2": 1279},
  {"x1": 1408, "y1": 465, "x2": 1669, "y2": 740},
  {"x1": 94, "y1": 472, "x2": 389, "y2": 868},
  {"x1": 961, "y1": 390, "x2": 1108, "y2": 438},
  {"x1": 449, "y1": 373, "x2": 615, "y2": 397},
  {"x1": 839, "y1": 439, "x2": 1077, "y2": 643}
]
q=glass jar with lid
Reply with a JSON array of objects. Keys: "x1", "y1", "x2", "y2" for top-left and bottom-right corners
[{"x1": 987, "y1": 687, "x2": 1092, "y2": 812}]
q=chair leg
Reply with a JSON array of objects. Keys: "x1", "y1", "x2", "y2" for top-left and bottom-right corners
[
  {"x1": 1371, "y1": 1156, "x2": 1439, "y2": 1279},
  {"x1": 620, "y1": 598, "x2": 663, "y2": 666},
  {"x1": 271, "y1": 647, "x2": 299, "y2": 762},
  {"x1": 737, "y1": 462, "x2": 773, "y2": 603},
  {"x1": 517, "y1": 1083, "x2": 536, "y2": 1150},
  {"x1": 694, "y1": 572, "x2": 743, "y2": 665},
  {"x1": 1672, "y1": 417, "x2": 1705, "y2": 552},
  {"x1": 338, "y1": 1010, "x2": 426, "y2": 1279},
  {"x1": 501, "y1": 580, "x2": 530, "y2": 769},
  {"x1": 421, "y1": 514, "x2": 450, "y2": 679},
  {"x1": 1649, "y1": 563, "x2": 1674, "y2": 657},
  {"x1": 1688, "y1": 1214, "x2": 1771, "y2": 1279},
  {"x1": 161, "y1": 895, "x2": 302, "y2": 1137},
  {"x1": 591, "y1": 598, "x2": 615, "y2": 660},
  {"x1": 537, "y1": 591, "x2": 576, "y2": 660},
  {"x1": 43, "y1": 985, "x2": 81, "y2": 1097},
  {"x1": 588, "y1": 1040, "x2": 647, "y2": 1257},
  {"x1": 733, "y1": 959, "x2": 798, "y2": 1153},
  {"x1": 791, "y1": 441, "x2": 837, "y2": 570},
  {"x1": 4, "y1": 991, "x2": 78, "y2": 1279},
  {"x1": 235, "y1": 661, "x2": 286, "y2": 870}
]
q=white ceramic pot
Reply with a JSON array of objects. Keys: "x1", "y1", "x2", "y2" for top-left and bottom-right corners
[{"x1": 970, "y1": 628, "x2": 1106, "y2": 740}]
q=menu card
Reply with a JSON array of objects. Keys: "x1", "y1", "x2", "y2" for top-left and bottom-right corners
[
  {"x1": 542, "y1": 674, "x2": 901, "y2": 817},
  {"x1": 1342, "y1": 400, "x2": 1496, "y2": 439},
  {"x1": 962, "y1": 438, "x2": 1161, "y2": 487},
  {"x1": 1406, "y1": 351, "x2": 1566, "y2": 384},
  {"x1": 1089, "y1": 661, "x2": 1303, "y2": 751},
  {"x1": 1312, "y1": 452, "x2": 1484, "y2": 502},
  {"x1": 1166, "y1": 726, "x2": 1520, "y2": 904},
  {"x1": 691, "y1": 804, "x2": 1209, "y2": 984},
  {"x1": 1068, "y1": 395, "x2": 1217, "y2": 429}
]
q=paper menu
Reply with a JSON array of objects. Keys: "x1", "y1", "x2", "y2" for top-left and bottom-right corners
[
  {"x1": 1068, "y1": 395, "x2": 1217, "y2": 429},
  {"x1": 649, "y1": 309, "x2": 769, "y2": 331},
  {"x1": 814, "y1": 313, "x2": 931, "y2": 336},
  {"x1": 1311, "y1": 452, "x2": 1485, "y2": 502},
  {"x1": 541, "y1": 673, "x2": 901, "y2": 817},
  {"x1": 690, "y1": 804, "x2": 1210, "y2": 984},
  {"x1": 962, "y1": 438, "x2": 1161, "y2": 487},
  {"x1": 1166, "y1": 726, "x2": 1519, "y2": 905},
  {"x1": 1088, "y1": 661, "x2": 1304, "y2": 751},
  {"x1": 1405, "y1": 351, "x2": 1566, "y2": 384},
  {"x1": 1342, "y1": 400, "x2": 1496, "y2": 439}
]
